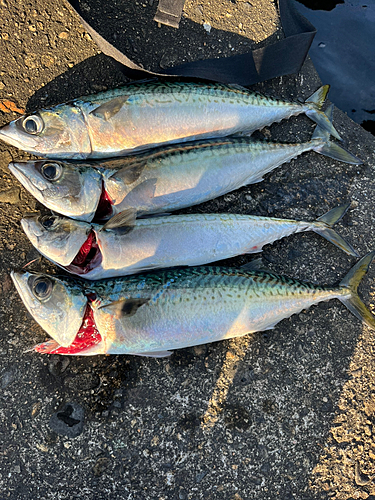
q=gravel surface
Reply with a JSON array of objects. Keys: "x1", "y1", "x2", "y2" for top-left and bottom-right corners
[{"x1": 0, "y1": 1, "x2": 375, "y2": 499}]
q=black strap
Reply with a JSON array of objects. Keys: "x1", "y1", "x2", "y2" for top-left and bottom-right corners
[
  {"x1": 154, "y1": 0, "x2": 186, "y2": 28},
  {"x1": 65, "y1": 0, "x2": 316, "y2": 86}
]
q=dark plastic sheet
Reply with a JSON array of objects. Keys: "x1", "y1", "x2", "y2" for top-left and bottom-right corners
[{"x1": 66, "y1": 0, "x2": 316, "y2": 85}]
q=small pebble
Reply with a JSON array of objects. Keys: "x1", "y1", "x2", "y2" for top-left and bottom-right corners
[
  {"x1": 195, "y1": 471, "x2": 207, "y2": 483},
  {"x1": 203, "y1": 22, "x2": 212, "y2": 33},
  {"x1": 31, "y1": 402, "x2": 41, "y2": 418}
]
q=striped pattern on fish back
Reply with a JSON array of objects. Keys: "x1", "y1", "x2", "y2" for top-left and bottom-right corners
[
  {"x1": 86, "y1": 266, "x2": 336, "y2": 301},
  {"x1": 78, "y1": 82, "x2": 296, "y2": 108},
  {"x1": 103, "y1": 137, "x2": 309, "y2": 174}
]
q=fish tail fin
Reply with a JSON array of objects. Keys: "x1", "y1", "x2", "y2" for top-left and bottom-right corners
[
  {"x1": 305, "y1": 85, "x2": 330, "y2": 108},
  {"x1": 310, "y1": 105, "x2": 363, "y2": 164},
  {"x1": 312, "y1": 204, "x2": 359, "y2": 257},
  {"x1": 338, "y1": 251, "x2": 375, "y2": 329},
  {"x1": 304, "y1": 85, "x2": 342, "y2": 141}
]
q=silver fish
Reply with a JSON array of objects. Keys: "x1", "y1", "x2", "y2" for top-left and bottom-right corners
[
  {"x1": 21, "y1": 205, "x2": 358, "y2": 280},
  {"x1": 9, "y1": 113, "x2": 361, "y2": 222},
  {"x1": 0, "y1": 82, "x2": 340, "y2": 159},
  {"x1": 10, "y1": 252, "x2": 375, "y2": 355}
]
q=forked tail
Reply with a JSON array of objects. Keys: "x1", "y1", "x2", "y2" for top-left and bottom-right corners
[
  {"x1": 310, "y1": 105, "x2": 362, "y2": 165},
  {"x1": 312, "y1": 204, "x2": 358, "y2": 257},
  {"x1": 305, "y1": 85, "x2": 342, "y2": 141},
  {"x1": 339, "y1": 251, "x2": 375, "y2": 329}
]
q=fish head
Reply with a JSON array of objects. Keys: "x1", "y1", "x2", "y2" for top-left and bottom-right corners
[
  {"x1": 11, "y1": 271, "x2": 87, "y2": 347},
  {"x1": 9, "y1": 160, "x2": 102, "y2": 221},
  {"x1": 0, "y1": 104, "x2": 91, "y2": 158},
  {"x1": 21, "y1": 214, "x2": 92, "y2": 267}
]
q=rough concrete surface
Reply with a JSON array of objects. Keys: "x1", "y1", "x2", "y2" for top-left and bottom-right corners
[{"x1": 0, "y1": 0, "x2": 375, "y2": 499}]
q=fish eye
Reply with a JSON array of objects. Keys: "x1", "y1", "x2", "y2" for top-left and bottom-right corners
[
  {"x1": 22, "y1": 115, "x2": 44, "y2": 135},
  {"x1": 40, "y1": 215, "x2": 57, "y2": 229},
  {"x1": 30, "y1": 277, "x2": 53, "y2": 301},
  {"x1": 41, "y1": 163, "x2": 62, "y2": 181}
]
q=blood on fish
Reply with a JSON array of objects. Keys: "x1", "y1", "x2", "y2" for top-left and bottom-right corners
[
  {"x1": 94, "y1": 180, "x2": 113, "y2": 220},
  {"x1": 34, "y1": 305, "x2": 101, "y2": 354},
  {"x1": 66, "y1": 231, "x2": 102, "y2": 274},
  {"x1": 71, "y1": 231, "x2": 96, "y2": 266}
]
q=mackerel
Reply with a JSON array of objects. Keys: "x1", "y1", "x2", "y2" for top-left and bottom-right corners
[
  {"x1": 10, "y1": 252, "x2": 375, "y2": 356},
  {"x1": 9, "y1": 110, "x2": 361, "y2": 222},
  {"x1": 21, "y1": 205, "x2": 358, "y2": 280},
  {"x1": 0, "y1": 82, "x2": 340, "y2": 159}
]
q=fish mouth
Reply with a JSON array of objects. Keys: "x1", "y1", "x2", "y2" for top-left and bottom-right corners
[
  {"x1": 65, "y1": 230, "x2": 102, "y2": 275},
  {"x1": 10, "y1": 271, "x2": 27, "y2": 301},
  {"x1": 9, "y1": 162, "x2": 47, "y2": 198},
  {"x1": 20, "y1": 217, "x2": 43, "y2": 241},
  {"x1": 0, "y1": 124, "x2": 39, "y2": 151}
]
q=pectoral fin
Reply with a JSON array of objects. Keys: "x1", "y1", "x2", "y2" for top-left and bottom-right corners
[
  {"x1": 123, "y1": 177, "x2": 157, "y2": 203},
  {"x1": 99, "y1": 297, "x2": 150, "y2": 318},
  {"x1": 117, "y1": 162, "x2": 147, "y2": 185},
  {"x1": 90, "y1": 95, "x2": 130, "y2": 121},
  {"x1": 101, "y1": 208, "x2": 137, "y2": 232}
]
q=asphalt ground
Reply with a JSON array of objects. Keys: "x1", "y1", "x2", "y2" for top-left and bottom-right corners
[{"x1": 0, "y1": 1, "x2": 375, "y2": 499}]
